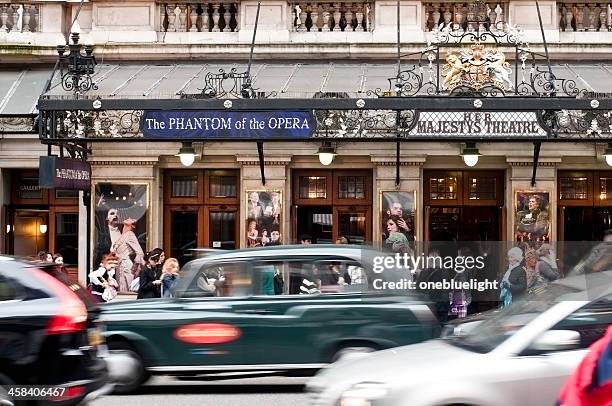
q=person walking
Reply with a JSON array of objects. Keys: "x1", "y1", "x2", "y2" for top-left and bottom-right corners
[
  {"x1": 137, "y1": 248, "x2": 163, "y2": 299},
  {"x1": 500, "y1": 246, "x2": 527, "y2": 308},
  {"x1": 160, "y1": 257, "x2": 180, "y2": 298}
]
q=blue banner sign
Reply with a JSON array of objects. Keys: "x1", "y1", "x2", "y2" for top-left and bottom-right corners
[{"x1": 140, "y1": 110, "x2": 316, "y2": 139}]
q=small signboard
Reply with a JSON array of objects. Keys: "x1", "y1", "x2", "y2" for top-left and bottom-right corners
[
  {"x1": 39, "y1": 156, "x2": 91, "y2": 190},
  {"x1": 141, "y1": 110, "x2": 316, "y2": 139}
]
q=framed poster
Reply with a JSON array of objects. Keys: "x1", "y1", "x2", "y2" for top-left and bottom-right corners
[
  {"x1": 515, "y1": 190, "x2": 551, "y2": 243},
  {"x1": 380, "y1": 191, "x2": 416, "y2": 252},
  {"x1": 246, "y1": 190, "x2": 282, "y2": 247},
  {"x1": 94, "y1": 183, "x2": 148, "y2": 293}
]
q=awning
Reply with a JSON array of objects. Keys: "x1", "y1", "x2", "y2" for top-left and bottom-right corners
[{"x1": 31, "y1": 61, "x2": 612, "y2": 102}]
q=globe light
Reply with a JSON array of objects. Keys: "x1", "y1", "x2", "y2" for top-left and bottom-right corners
[
  {"x1": 317, "y1": 143, "x2": 336, "y2": 166},
  {"x1": 604, "y1": 143, "x2": 612, "y2": 167},
  {"x1": 177, "y1": 142, "x2": 196, "y2": 167},
  {"x1": 461, "y1": 142, "x2": 481, "y2": 167}
]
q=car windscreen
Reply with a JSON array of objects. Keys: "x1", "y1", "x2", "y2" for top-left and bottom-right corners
[{"x1": 445, "y1": 283, "x2": 581, "y2": 353}]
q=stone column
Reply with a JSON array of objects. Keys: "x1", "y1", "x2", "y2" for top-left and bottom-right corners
[
  {"x1": 237, "y1": 156, "x2": 291, "y2": 247},
  {"x1": 78, "y1": 190, "x2": 88, "y2": 284}
]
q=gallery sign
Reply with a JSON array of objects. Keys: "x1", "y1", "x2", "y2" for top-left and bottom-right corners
[
  {"x1": 140, "y1": 110, "x2": 316, "y2": 139},
  {"x1": 408, "y1": 112, "x2": 548, "y2": 138},
  {"x1": 39, "y1": 156, "x2": 91, "y2": 190}
]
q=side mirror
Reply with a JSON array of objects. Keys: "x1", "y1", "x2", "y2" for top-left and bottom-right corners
[{"x1": 530, "y1": 330, "x2": 581, "y2": 352}]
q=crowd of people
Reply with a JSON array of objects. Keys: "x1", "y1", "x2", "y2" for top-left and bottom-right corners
[{"x1": 88, "y1": 247, "x2": 182, "y2": 302}]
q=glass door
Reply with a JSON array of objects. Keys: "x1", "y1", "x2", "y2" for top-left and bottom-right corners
[
  {"x1": 334, "y1": 206, "x2": 371, "y2": 245},
  {"x1": 207, "y1": 206, "x2": 238, "y2": 250},
  {"x1": 165, "y1": 206, "x2": 202, "y2": 267}
]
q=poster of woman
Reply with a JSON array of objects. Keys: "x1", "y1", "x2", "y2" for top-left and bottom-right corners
[
  {"x1": 515, "y1": 191, "x2": 550, "y2": 242},
  {"x1": 94, "y1": 183, "x2": 148, "y2": 293},
  {"x1": 246, "y1": 190, "x2": 282, "y2": 247},
  {"x1": 381, "y1": 191, "x2": 416, "y2": 252}
]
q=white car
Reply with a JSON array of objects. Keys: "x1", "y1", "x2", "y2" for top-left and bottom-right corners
[{"x1": 307, "y1": 271, "x2": 612, "y2": 406}]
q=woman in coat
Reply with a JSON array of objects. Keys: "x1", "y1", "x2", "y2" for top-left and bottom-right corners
[{"x1": 137, "y1": 248, "x2": 163, "y2": 299}]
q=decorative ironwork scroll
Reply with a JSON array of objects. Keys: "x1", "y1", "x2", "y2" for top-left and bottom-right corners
[
  {"x1": 377, "y1": 0, "x2": 584, "y2": 99},
  {"x1": 314, "y1": 109, "x2": 417, "y2": 138},
  {"x1": 56, "y1": 32, "x2": 98, "y2": 95}
]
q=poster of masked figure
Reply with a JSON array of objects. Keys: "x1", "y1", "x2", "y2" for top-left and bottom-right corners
[
  {"x1": 515, "y1": 191, "x2": 550, "y2": 243},
  {"x1": 381, "y1": 191, "x2": 416, "y2": 253},
  {"x1": 95, "y1": 183, "x2": 148, "y2": 293},
  {"x1": 246, "y1": 190, "x2": 282, "y2": 247}
]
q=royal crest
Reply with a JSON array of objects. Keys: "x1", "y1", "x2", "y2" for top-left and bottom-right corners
[{"x1": 442, "y1": 43, "x2": 513, "y2": 91}]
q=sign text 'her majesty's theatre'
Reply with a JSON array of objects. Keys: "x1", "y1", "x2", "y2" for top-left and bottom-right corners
[
  {"x1": 141, "y1": 111, "x2": 316, "y2": 139},
  {"x1": 408, "y1": 112, "x2": 548, "y2": 138}
]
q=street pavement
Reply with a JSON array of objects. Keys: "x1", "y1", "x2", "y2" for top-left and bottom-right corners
[{"x1": 92, "y1": 376, "x2": 311, "y2": 406}]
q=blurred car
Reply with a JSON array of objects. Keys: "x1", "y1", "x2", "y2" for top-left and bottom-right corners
[
  {"x1": 100, "y1": 245, "x2": 441, "y2": 393},
  {"x1": 307, "y1": 270, "x2": 612, "y2": 406},
  {"x1": 0, "y1": 256, "x2": 112, "y2": 405}
]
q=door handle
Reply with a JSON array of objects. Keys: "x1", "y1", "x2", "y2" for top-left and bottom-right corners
[{"x1": 234, "y1": 309, "x2": 274, "y2": 314}]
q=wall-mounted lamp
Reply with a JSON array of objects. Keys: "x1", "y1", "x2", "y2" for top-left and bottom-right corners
[
  {"x1": 177, "y1": 142, "x2": 196, "y2": 167},
  {"x1": 39, "y1": 224, "x2": 48, "y2": 234},
  {"x1": 603, "y1": 143, "x2": 612, "y2": 167},
  {"x1": 317, "y1": 142, "x2": 336, "y2": 166},
  {"x1": 461, "y1": 142, "x2": 481, "y2": 167},
  {"x1": 5, "y1": 225, "x2": 11, "y2": 234}
]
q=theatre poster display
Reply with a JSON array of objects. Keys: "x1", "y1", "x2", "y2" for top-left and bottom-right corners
[
  {"x1": 94, "y1": 183, "x2": 148, "y2": 293},
  {"x1": 246, "y1": 190, "x2": 282, "y2": 247},
  {"x1": 515, "y1": 190, "x2": 551, "y2": 243},
  {"x1": 381, "y1": 191, "x2": 416, "y2": 252}
]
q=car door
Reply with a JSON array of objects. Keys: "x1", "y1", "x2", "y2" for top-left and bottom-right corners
[
  {"x1": 158, "y1": 260, "x2": 260, "y2": 367},
  {"x1": 230, "y1": 256, "x2": 382, "y2": 366},
  {"x1": 507, "y1": 294, "x2": 612, "y2": 406}
]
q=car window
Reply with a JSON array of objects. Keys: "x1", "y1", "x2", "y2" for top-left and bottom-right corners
[
  {"x1": 551, "y1": 293, "x2": 612, "y2": 349},
  {"x1": 183, "y1": 263, "x2": 251, "y2": 298},
  {"x1": 0, "y1": 274, "x2": 18, "y2": 301},
  {"x1": 250, "y1": 258, "x2": 367, "y2": 296}
]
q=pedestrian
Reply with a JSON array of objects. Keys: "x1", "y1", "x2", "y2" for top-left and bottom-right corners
[
  {"x1": 160, "y1": 257, "x2": 180, "y2": 298},
  {"x1": 500, "y1": 246, "x2": 527, "y2": 308},
  {"x1": 38, "y1": 250, "x2": 53, "y2": 262},
  {"x1": 524, "y1": 249, "x2": 547, "y2": 296},
  {"x1": 536, "y1": 243, "x2": 560, "y2": 281},
  {"x1": 300, "y1": 234, "x2": 312, "y2": 244},
  {"x1": 556, "y1": 325, "x2": 612, "y2": 406},
  {"x1": 137, "y1": 248, "x2": 163, "y2": 299},
  {"x1": 52, "y1": 253, "x2": 68, "y2": 274},
  {"x1": 336, "y1": 236, "x2": 349, "y2": 244},
  {"x1": 88, "y1": 253, "x2": 119, "y2": 303}
]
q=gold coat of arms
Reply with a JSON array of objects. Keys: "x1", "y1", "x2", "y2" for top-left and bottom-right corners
[{"x1": 442, "y1": 43, "x2": 513, "y2": 91}]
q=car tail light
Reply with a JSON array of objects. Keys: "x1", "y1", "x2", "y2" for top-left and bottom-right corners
[
  {"x1": 49, "y1": 385, "x2": 86, "y2": 402},
  {"x1": 174, "y1": 323, "x2": 242, "y2": 344},
  {"x1": 31, "y1": 268, "x2": 88, "y2": 335}
]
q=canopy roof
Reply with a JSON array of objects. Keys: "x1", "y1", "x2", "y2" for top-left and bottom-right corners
[{"x1": 3, "y1": 62, "x2": 612, "y2": 115}]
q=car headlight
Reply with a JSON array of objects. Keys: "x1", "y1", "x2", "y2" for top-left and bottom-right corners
[{"x1": 339, "y1": 382, "x2": 389, "y2": 406}]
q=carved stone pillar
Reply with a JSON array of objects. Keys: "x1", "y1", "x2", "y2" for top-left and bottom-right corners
[
  {"x1": 212, "y1": 4, "x2": 221, "y2": 32},
  {"x1": 575, "y1": 4, "x2": 585, "y2": 30},
  {"x1": 355, "y1": 3, "x2": 364, "y2": 31},
  {"x1": 332, "y1": 2, "x2": 342, "y2": 31},
  {"x1": 344, "y1": 3, "x2": 353, "y2": 31},
  {"x1": 189, "y1": 5, "x2": 198, "y2": 31},
  {"x1": 223, "y1": 4, "x2": 231, "y2": 32},
  {"x1": 11, "y1": 4, "x2": 19, "y2": 32},
  {"x1": 167, "y1": 4, "x2": 176, "y2": 31},
  {"x1": 0, "y1": 4, "x2": 8, "y2": 33},
  {"x1": 22, "y1": 4, "x2": 30, "y2": 32}
]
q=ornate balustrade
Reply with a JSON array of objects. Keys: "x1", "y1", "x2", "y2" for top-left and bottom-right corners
[
  {"x1": 160, "y1": 2, "x2": 239, "y2": 32},
  {"x1": 0, "y1": 3, "x2": 39, "y2": 33},
  {"x1": 558, "y1": 2, "x2": 612, "y2": 31},
  {"x1": 423, "y1": 2, "x2": 507, "y2": 32},
  {"x1": 291, "y1": 2, "x2": 372, "y2": 32}
]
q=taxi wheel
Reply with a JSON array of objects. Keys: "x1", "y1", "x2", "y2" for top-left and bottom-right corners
[
  {"x1": 107, "y1": 340, "x2": 150, "y2": 394},
  {"x1": 332, "y1": 345, "x2": 377, "y2": 363}
]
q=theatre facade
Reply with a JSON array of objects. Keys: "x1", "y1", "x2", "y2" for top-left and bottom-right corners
[{"x1": 2, "y1": 0, "x2": 612, "y2": 283}]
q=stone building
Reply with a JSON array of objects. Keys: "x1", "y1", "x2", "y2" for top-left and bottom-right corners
[{"x1": 1, "y1": 0, "x2": 612, "y2": 283}]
